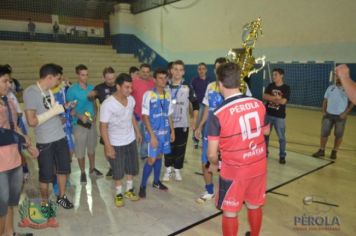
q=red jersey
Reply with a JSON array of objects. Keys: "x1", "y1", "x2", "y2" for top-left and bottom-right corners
[
  {"x1": 208, "y1": 94, "x2": 268, "y2": 180},
  {"x1": 131, "y1": 76, "x2": 155, "y2": 120}
]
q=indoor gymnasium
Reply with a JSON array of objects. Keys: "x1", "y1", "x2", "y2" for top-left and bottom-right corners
[{"x1": 0, "y1": 0, "x2": 355, "y2": 236}]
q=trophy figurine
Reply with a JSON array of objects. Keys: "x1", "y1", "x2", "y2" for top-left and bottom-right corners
[{"x1": 227, "y1": 17, "x2": 266, "y2": 94}]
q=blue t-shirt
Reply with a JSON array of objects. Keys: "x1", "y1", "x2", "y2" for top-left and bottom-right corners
[
  {"x1": 324, "y1": 85, "x2": 349, "y2": 115},
  {"x1": 66, "y1": 83, "x2": 95, "y2": 123}
]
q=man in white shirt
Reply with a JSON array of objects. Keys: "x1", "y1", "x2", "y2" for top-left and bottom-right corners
[{"x1": 100, "y1": 73, "x2": 142, "y2": 207}]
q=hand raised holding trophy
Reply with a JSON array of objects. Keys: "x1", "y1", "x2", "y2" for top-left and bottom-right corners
[{"x1": 227, "y1": 17, "x2": 265, "y2": 94}]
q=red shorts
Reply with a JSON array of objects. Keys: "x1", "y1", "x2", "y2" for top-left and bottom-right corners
[{"x1": 216, "y1": 174, "x2": 266, "y2": 212}]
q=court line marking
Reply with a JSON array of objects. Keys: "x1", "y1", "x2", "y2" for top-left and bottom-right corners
[{"x1": 168, "y1": 160, "x2": 334, "y2": 236}]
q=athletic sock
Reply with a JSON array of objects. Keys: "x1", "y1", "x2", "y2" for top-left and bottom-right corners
[
  {"x1": 153, "y1": 158, "x2": 162, "y2": 184},
  {"x1": 222, "y1": 215, "x2": 238, "y2": 236},
  {"x1": 115, "y1": 185, "x2": 122, "y2": 195},
  {"x1": 248, "y1": 207, "x2": 263, "y2": 236},
  {"x1": 126, "y1": 180, "x2": 133, "y2": 191},
  {"x1": 141, "y1": 162, "x2": 153, "y2": 188},
  {"x1": 205, "y1": 183, "x2": 214, "y2": 194}
]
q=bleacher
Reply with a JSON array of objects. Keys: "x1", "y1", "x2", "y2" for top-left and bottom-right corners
[{"x1": 0, "y1": 40, "x2": 139, "y2": 89}]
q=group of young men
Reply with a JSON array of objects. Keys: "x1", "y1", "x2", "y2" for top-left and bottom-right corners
[{"x1": 2, "y1": 55, "x2": 354, "y2": 236}]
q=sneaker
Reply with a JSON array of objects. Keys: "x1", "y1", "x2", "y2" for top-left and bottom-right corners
[
  {"x1": 152, "y1": 181, "x2": 168, "y2": 191},
  {"x1": 124, "y1": 189, "x2": 140, "y2": 201},
  {"x1": 312, "y1": 149, "x2": 325, "y2": 158},
  {"x1": 115, "y1": 194, "x2": 124, "y2": 207},
  {"x1": 162, "y1": 168, "x2": 172, "y2": 182},
  {"x1": 80, "y1": 172, "x2": 87, "y2": 184},
  {"x1": 57, "y1": 195, "x2": 74, "y2": 209},
  {"x1": 139, "y1": 186, "x2": 146, "y2": 198},
  {"x1": 106, "y1": 168, "x2": 113, "y2": 177},
  {"x1": 330, "y1": 150, "x2": 337, "y2": 160},
  {"x1": 90, "y1": 168, "x2": 103, "y2": 177},
  {"x1": 174, "y1": 169, "x2": 182, "y2": 181},
  {"x1": 196, "y1": 191, "x2": 215, "y2": 204},
  {"x1": 279, "y1": 158, "x2": 286, "y2": 164}
]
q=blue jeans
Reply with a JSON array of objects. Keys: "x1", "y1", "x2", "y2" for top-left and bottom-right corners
[
  {"x1": 137, "y1": 120, "x2": 148, "y2": 159},
  {"x1": 0, "y1": 166, "x2": 23, "y2": 216},
  {"x1": 265, "y1": 115, "x2": 286, "y2": 159}
]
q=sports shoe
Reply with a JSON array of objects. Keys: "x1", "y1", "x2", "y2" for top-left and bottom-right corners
[
  {"x1": 312, "y1": 149, "x2": 325, "y2": 158},
  {"x1": 196, "y1": 191, "x2": 215, "y2": 204},
  {"x1": 90, "y1": 168, "x2": 103, "y2": 177},
  {"x1": 162, "y1": 168, "x2": 172, "y2": 182},
  {"x1": 124, "y1": 189, "x2": 140, "y2": 201},
  {"x1": 330, "y1": 150, "x2": 337, "y2": 160},
  {"x1": 152, "y1": 181, "x2": 168, "y2": 191},
  {"x1": 57, "y1": 195, "x2": 74, "y2": 209},
  {"x1": 139, "y1": 186, "x2": 146, "y2": 198},
  {"x1": 80, "y1": 172, "x2": 87, "y2": 184},
  {"x1": 279, "y1": 158, "x2": 286, "y2": 164},
  {"x1": 115, "y1": 194, "x2": 124, "y2": 207},
  {"x1": 106, "y1": 168, "x2": 113, "y2": 177},
  {"x1": 174, "y1": 169, "x2": 182, "y2": 181}
]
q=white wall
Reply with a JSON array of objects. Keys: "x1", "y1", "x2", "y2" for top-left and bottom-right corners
[{"x1": 110, "y1": 0, "x2": 356, "y2": 63}]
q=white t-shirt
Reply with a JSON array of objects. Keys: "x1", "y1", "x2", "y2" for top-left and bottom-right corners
[{"x1": 100, "y1": 95, "x2": 136, "y2": 146}]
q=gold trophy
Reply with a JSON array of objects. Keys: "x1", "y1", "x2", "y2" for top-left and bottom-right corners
[
  {"x1": 227, "y1": 17, "x2": 266, "y2": 94},
  {"x1": 84, "y1": 111, "x2": 93, "y2": 123}
]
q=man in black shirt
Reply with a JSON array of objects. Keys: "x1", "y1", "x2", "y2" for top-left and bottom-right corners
[
  {"x1": 263, "y1": 68, "x2": 290, "y2": 164},
  {"x1": 88, "y1": 66, "x2": 116, "y2": 177}
]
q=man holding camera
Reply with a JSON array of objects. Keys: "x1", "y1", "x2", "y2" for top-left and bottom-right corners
[{"x1": 66, "y1": 64, "x2": 102, "y2": 184}]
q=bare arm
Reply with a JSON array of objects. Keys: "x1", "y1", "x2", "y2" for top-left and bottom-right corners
[
  {"x1": 322, "y1": 99, "x2": 328, "y2": 115},
  {"x1": 194, "y1": 106, "x2": 209, "y2": 140},
  {"x1": 336, "y1": 64, "x2": 356, "y2": 104},
  {"x1": 24, "y1": 110, "x2": 38, "y2": 127},
  {"x1": 143, "y1": 114, "x2": 158, "y2": 149},
  {"x1": 99, "y1": 122, "x2": 115, "y2": 159},
  {"x1": 208, "y1": 139, "x2": 219, "y2": 166},
  {"x1": 169, "y1": 115, "x2": 175, "y2": 142},
  {"x1": 132, "y1": 116, "x2": 142, "y2": 143}
]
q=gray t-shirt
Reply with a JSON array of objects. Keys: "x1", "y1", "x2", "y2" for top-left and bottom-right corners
[{"x1": 24, "y1": 84, "x2": 65, "y2": 144}]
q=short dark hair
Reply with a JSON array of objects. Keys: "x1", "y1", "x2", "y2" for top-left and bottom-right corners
[
  {"x1": 140, "y1": 63, "x2": 151, "y2": 70},
  {"x1": 39, "y1": 63, "x2": 63, "y2": 79},
  {"x1": 153, "y1": 68, "x2": 168, "y2": 78},
  {"x1": 173, "y1": 60, "x2": 185, "y2": 68},
  {"x1": 75, "y1": 64, "x2": 88, "y2": 74},
  {"x1": 167, "y1": 61, "x2": 174, "y2": 70},
  {"x1": 198, "y1": 62, "x2": 207, "y2": 68},
  {"x1": 102, "y1": 66, "x2": 115, "y2": 76},
  {"x1": 115, "y1": 73, "x2": 132, "y2": 86},
  {"x1": 0, "y1": 65, "x2": 12, "y2": 77},
  {"x1": 4, "y1": 64, "x2": 12, "y2": 73},
  {"x1": 216, "y1": 62, "x2": 241, "y2": 89},
  {"x1": 272, "y1": 68, "x2": 284, "y2": 76},
  {"x1": 214, "y1": 57, "x2": 227, "y2": 67},
  {"x1": 129, "y1": 66, "x2": 139, "y2": 74}
]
